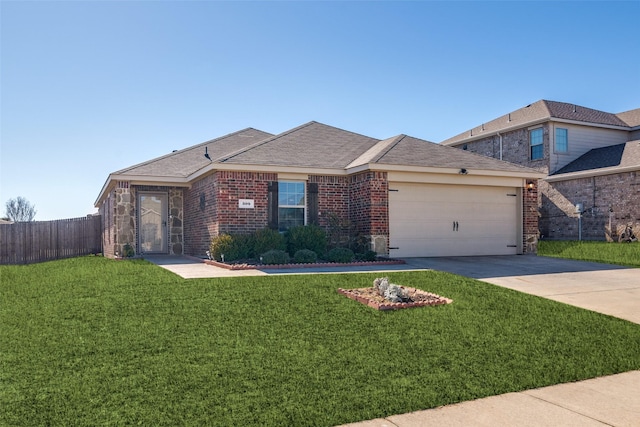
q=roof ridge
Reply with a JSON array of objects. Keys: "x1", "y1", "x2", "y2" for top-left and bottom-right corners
[
  {"x1": 371, "y1": 135, "x2": 406, "y2": 163},
  {"x1": 346, "y1": 135, "x2": 400, "y2": 168}
]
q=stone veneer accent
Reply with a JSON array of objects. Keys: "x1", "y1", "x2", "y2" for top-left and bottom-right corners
[
  {"x1": 99, "y1": 182, "x2": 184, "y2": 257},
  {"x1": 99, "y1": 181, "x2": 134, "y2": 258}
]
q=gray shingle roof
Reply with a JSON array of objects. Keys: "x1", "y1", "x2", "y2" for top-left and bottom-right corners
[
  {"x1": 114, "y1": 128, "x2": 273, "y2": 178},
  {"x1": 219, "y1": 121, "x2": 381, "y2": 169},
  {"x1": 373, "y1": 135, "x2": 539, "y2": 173},
  {"x1": 552, "y1": 140, "x2": 640, "y2": 175},
  {"x1": 442, "y1": 100, "x2": 633, "y2": 146}
]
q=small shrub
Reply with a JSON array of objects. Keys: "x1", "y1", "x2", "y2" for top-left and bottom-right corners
[
  {"x1": 260, "y1": 249, "x2": 290, "y2": 265},
  {"x1": 209, "y1": 234, "x2": 251, "y2": 262},
  {"x1": 293, "y1": 249, "x2": 317, "y2": 264},
  {"x1": 254, "y1": 228, "x2": 286, "y2": 255},
  {"x1": 354, "y1": 250, "x2": 378, "y2": 262},
  {"x1": 122, "y1": 243, "x2": 135, "y2": 258},
  {"x1": 285, "y1": 225, "x2": 326, "y2": 257},
  {"x1": 325, "y1": 247, "x2": 354, "y2": 263}
]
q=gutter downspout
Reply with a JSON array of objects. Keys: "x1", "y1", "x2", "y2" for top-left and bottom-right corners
[{"x1": 497, "y1": 131, "x2": 503, "y2": 160}]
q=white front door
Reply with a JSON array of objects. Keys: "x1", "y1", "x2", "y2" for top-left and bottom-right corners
[{"x1": 138, "y1": 192, "x2": 168, "y2": 254}]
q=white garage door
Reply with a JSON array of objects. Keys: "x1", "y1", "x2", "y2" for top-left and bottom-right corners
[{"x1": 389, "y1": 182, "x2": 519, "y2": 257}]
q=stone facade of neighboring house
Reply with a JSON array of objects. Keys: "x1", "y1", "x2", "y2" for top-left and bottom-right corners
[
  {"x1": 442, "y1": 100, "x2": 640, "y2": 241},
  {"x1": 97, "y1": 122, "x2": 543, "y2": 259}
]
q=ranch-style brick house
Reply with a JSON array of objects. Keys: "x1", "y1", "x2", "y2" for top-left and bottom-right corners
[
  {"x1": 441, "y1": 100, "x2": 640, "y2": 241},
  {"x1": 95, "y1": 121, "x2": 544, "y2": 259}
]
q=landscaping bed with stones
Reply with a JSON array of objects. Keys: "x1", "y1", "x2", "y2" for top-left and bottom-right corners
[
  {"x1": 338, "y1": 277, "x2": 452, "y2": 311},
  {"x1": 204, "y1": 258, "x2": 405, "y2": 270}
]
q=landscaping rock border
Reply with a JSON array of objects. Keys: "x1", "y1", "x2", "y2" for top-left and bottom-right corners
[
  {"x1": 338, "y1": 286, "x2": 453, "y2": 311},
  {"x1": 204, "y1": 258, "x2": 406, "y2": 271}
]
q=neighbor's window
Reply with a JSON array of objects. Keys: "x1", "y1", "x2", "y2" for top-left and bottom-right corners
[
  {"x1": 278, "y1": 181, "x2": 305, "y2": 231},
  {"x1": 555, "y1": 128, "x2": 568, "y2": 153},
  {"x1": 530, "y1": 128, "x2": 544, "y2": 160}
]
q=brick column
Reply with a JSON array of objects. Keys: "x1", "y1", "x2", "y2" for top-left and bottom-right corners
[{"x1": 523, "y1": 182, "x2": 539, "y2": 254}]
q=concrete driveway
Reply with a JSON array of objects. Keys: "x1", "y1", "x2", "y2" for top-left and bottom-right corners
[{"x1": 403, "y1": 256, "x2": 640, "y2": 324}]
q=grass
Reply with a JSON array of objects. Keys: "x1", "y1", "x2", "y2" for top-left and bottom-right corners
[
  {"x1": 2, "y1": 256, "x2": 640, "y2": 426},
  {"x1": 539, "y1": 240, "x2": 640, "y2": 267}
]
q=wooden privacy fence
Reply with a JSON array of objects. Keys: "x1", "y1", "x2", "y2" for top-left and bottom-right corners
[{"x1": 0, "y1": 216, "x2": 102, "y2": 265}]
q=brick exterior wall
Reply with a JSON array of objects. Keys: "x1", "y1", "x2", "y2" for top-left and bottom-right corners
[
  {"x1": 349, "y1": 171, "x2": 389, "y2": 254},
  {"x1": 541, "y1": 172, "x2": 640, "y2": 240},
  {"x1": 460, "y1": 125, "x2": 550, "y2": 173},
  {"x1": 103, "y1": 169, "x2": 539, "y2": 257},
  {"x1": 309, "y1": 175, "x2": 350, "y2": 227},
  {"x1": 182, "y1": 171, "x2": 391, "y2": 257},
  {"x1": 184, "y1": 171, "x2": 277, "y2": 257},
  {"x1": 523, "y1": 184, "x2": 539, "y2": 253},
  {"x1": 454, "y1": 124, "x2": 640, "y2": 243}
]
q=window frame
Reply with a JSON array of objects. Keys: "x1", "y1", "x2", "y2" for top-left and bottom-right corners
[
  {"x1": 554, "y1": 127, "x2": 568, "y2": 154},
  {"x1": 277, "y1": 181, "x2": 306, "y2": 231},
  {"x1": 529, "y1": 127, "x2": 544, "y2": 160}
]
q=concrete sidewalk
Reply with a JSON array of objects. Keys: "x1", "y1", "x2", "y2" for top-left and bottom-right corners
[
  {"x1": 342, "y1": 370, "x2": 640, "y2": 427},
  {"x1": 144, "y1": 255, "x2": 640, "y2": 427}
]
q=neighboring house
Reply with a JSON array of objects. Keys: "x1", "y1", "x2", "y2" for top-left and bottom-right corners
[
  {"x1": 441, "y1": 100, "x2": 640, "y2": 240},
  {"x1": 95, "y1": 121, "x2": 543, "y2": 259}
]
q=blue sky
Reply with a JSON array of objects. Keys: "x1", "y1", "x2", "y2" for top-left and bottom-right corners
[{"x1": 2, "y1": 1, "x2": 639, "y2": 220}]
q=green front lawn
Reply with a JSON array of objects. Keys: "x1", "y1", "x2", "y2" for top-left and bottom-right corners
[
  {"x1": 539, "y1": 240, "x2": 640, "y2": 267},
  {"x1": 2, "y1": 257, "x2": 639, "y2": 426}
]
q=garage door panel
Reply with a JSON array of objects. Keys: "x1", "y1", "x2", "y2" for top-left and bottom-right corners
[{"x1": 389, "y1": 183, "x2": 519, "y2": 257}]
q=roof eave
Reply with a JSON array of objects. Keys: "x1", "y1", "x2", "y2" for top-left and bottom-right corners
[
  {"x1": 362, "y1": 163, "x2": 545, "y2": 179},
  {"x1": 546, "y1": 164, "x2": 640, "y2": 182}
]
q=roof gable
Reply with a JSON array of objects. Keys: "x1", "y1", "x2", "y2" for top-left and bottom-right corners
[
  {"x1": 617, "y1": 108, "x2": 640, "y2": 128},
  {"x1": 219, "y1": 121, "x2": 381, "y2": 169}
]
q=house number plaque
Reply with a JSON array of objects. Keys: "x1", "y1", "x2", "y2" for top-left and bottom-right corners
[{"x1": 238, "y1": 199, "x2": 255, "y2": 209}]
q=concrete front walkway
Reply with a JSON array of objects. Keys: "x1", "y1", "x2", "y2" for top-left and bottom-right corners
[{"x1": 144, "y1": 254, "x2": 640, "y2": 427}]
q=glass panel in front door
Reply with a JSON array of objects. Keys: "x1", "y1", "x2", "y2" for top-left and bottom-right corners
[{"x1": 140, "y1": 194, "x2": 167, "y2": 253}]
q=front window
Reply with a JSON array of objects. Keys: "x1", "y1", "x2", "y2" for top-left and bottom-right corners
[
  {"x1": 530, "y1": 128, "x2": 544, "y2": 160},
  {"x1": 555, "y1": 128, "x2": 568, "y2": 153},
  {"x1": 278, "y1": 181, "x2": 305, "y2": 231}
]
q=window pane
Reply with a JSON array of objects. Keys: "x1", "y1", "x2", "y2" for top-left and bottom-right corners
[
  {"x1": 531, "y1": 144, "x2": 544, "y2": 160},
  {"x1": 530, "y1": 128, "x2": 544, "y2": 160},
  {"x1": 278, "y1": 181, "x2": 305, "y2": 206},
  {"x1": 278, "y1": 207, "x2": 304, "y2": 231},
  {"x1": 555, "y1": 128, "x2": 568, "y2": 153}
]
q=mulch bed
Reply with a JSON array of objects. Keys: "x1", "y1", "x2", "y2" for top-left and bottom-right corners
[
  {"x1": 203, "y1": 258, "x2": 405, "y2": 271},
  {"x1": 338, "y1": 286, "x2": 453, "y2": 311}
]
